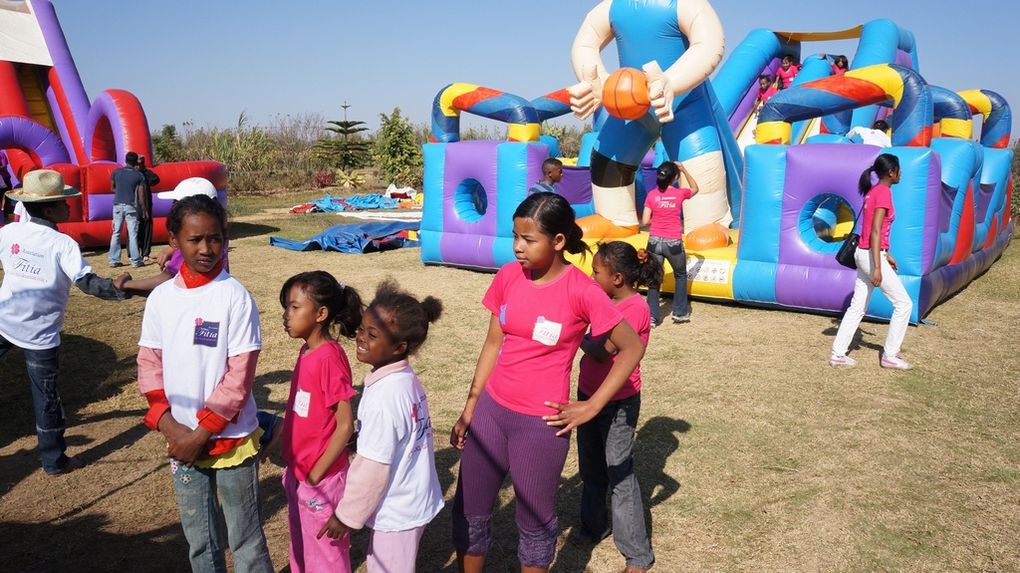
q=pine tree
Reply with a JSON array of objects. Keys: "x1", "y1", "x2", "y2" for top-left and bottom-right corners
[
  {"x1": 314, "y1": 103, "x2": 371, "y2": 172},
  {"x1": 373, "y1": 107, "x2": 423, "y2": 188}
]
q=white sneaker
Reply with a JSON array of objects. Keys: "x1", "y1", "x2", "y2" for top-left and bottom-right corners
[
  {"x1": 829, "y1": 353, "x2": 857, "y2": 367},
  {"x1": 880, "y1": 354, "x2": 913, "y2": 370},
  {"x1": 670, "y1": 314, "x2": 691, "y2": 324}
]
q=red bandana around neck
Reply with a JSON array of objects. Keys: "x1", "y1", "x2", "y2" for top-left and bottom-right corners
[{"x1": 179, "y1": 259, "x2": 225, "y2": 289}]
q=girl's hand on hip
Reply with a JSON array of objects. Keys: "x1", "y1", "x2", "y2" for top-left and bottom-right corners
[
  {"x1": 886, "y1": 253, "x2": 898, "y2": 271},
  {"x1": 543, "y1": 401, "x2": 597, "y2": 437}
]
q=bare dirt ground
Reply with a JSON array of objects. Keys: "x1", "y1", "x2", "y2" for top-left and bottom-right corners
[{"x1": 1, "y1": 202, "x2": 1018, "y2": 572}]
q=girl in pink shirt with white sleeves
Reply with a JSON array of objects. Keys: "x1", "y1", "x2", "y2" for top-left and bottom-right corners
[{"x1": 448, "y1": 192, "x2": 646, "y2": 572}]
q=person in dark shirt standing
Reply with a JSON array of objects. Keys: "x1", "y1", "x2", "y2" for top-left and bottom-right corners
[
  {"x1": 134, "y1": 155, "x2": 160, "y2": 261},
  {"x1": 108, "y1": 151, "x2": 146, "y2": 268},
  {"x1": 528, "y1": 158, "x2": 564, "y2": 195}
]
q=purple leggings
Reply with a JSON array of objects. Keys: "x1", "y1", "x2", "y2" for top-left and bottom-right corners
[{"x1": 452, "y1": 390, "x2": 570, "y2": 568}]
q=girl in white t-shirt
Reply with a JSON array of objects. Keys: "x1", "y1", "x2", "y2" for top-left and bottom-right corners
[
  {"x1": 317, "y1": 279, "x2": 444, "y2": 573},
  {"x1": 136, "y1": 195, "x2": 273, "y2": 572}
]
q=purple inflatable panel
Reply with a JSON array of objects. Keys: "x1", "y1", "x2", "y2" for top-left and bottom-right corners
[
  {"x1": 0, "y1": 116, "x2": 71, "y2": 165},
  {"x1": 556, "y1": 166, "x2": 593, "y2": 206},
  {"x1": 439, "y1": 141, "x2": 499, "y2": 268}
]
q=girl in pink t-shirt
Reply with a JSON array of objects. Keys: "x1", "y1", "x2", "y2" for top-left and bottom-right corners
[
  {"x1": 831, "y1": 153, "x2": 914, "y2": 370},
  {"x1": 776, "y1": 55, "x2": 800, "y2": 89},
  {"x1": 450, "y1": 192, "x2": 645, "y2": 571},
  {"x1": 831, "y1": 54, "x2": 849, "y2": 75},
  {"x1": 642, "y1": 161, "x2": 700, "y2": 325},
  {"x1": 278, "y1": 271, "x2": 362, "y2": 572},
  {"x1": 577, "y1": 241, "x2": 663, "y2": 571}
]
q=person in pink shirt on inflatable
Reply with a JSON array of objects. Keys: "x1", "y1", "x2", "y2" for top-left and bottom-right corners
[
  {"x1": 642, "y1": 161, "x2": 700, "y2": 325},
  {"x1": 776, "y1": 55, "x2": 800, "y2": 89}
]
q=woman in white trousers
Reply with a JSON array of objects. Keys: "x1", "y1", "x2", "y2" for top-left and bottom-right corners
[{"x1": 831, "y1": 153, "x2": 913, "y2": 370}]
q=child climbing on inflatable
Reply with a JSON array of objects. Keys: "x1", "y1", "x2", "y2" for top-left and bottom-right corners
[
  {"x1": 449, "y1": 192, "x2": 644, "y2": 572},
  {"x1": 317, "y1": 280, "x2": 444, "y2": 573},
  {"x1": 776, "y1": 55, "x2": 800, "y2": 89},
  {"x1": 577, "y1": 241, "x2": 663, "y2": 572},
  {"x1": 136, "y1": 194, "x2": 273, "y2": 572},
  {"x1": 278, "y1": 271, "x2": 363, "y2": 572},
  {"x1": 755, "y1": 74, "x2": 778, "y2": 112},
  {"x1": 830, "y1": 153, "x2": 913, "y2": 369}
]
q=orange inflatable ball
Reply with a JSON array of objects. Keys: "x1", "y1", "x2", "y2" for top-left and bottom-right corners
[
  {"x1": 685, "y1": 223, "x2": 730, "y2": 251},
  {"x1": 602, "y1": 67, "x2": 650, "y2": 120}
]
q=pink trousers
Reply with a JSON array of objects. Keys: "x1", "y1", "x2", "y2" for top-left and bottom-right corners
[
  {"x1": 366, "y1": 525, "x2": 427, "y2": 573},
  {"x1": 283, "y1": 466, "x2": 351, "y2": 573}
]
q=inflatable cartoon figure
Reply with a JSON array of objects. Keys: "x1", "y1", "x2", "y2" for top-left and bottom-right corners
[{"x1": 569, "y1": 0, "x2": 730, "y2": 238}]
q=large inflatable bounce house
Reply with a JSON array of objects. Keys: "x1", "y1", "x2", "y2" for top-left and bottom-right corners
[
  {"x1": 421, "y1": 0, "x2": 1012, "y2": 324},
  {"x1": 0, "y1": 0, "x2": 225, "y2": 247}
]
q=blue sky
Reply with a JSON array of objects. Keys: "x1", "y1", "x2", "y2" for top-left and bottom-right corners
[{"x1": 51, "y1": 0, "x2": 1019, "y2": 139}]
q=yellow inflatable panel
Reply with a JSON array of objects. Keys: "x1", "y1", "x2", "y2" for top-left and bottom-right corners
[{"x1": 565, "y1": 230, "x2": 739, "y2": 301}]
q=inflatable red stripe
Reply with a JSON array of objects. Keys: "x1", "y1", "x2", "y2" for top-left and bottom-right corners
[{"x1": 949, "y1": 183, "x2": 976, "y2": 264}]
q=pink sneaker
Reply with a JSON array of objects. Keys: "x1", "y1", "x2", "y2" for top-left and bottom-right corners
[
  {"x1": 881, "y1": 354, "x2": 913, "y2": 370},
  {"x1": 829, "y1": 353, "x2": 857, "y2": 367}
]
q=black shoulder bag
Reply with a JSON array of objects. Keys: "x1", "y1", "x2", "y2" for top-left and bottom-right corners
[{"x1": 835, "y1": 203, "x2": 863, "y2": 269}]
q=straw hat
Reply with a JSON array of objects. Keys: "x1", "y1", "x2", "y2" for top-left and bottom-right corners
[{"x1": 7, "y1": 169, "x2": 81, "y2": 203}]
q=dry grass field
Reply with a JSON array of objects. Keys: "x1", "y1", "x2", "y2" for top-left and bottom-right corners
[{"x1": 1, "y1": 193, "x2": 1018, "y2": 572}]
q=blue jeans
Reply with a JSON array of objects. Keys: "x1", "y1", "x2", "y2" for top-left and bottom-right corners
[
  {"x1": 577, "y1": 391, "x2": 655, "y2": 569},
  {"x1": 109, "y1": 203, "x2": 141, "y2": 266},
  {"x1": 0, "y1": 334, "x2": 69, "y2": 474},
  {"x1": 645, "y1": 236, "x2": 690, "y2": 323},
  {"x1": 171, "y1": 454, "x2": 274, "y2": 573}
]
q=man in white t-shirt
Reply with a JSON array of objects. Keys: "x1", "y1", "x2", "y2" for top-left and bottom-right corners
[
  {"x1": 0, "y1": 170, "x2": 130, "y2": 476},
  {"x1": 847, "y1": 120, "x2": 892, "y2": 148}
]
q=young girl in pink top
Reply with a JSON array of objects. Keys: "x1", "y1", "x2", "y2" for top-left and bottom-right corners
[
  {"x1": 278, "y1": 271, "x2": 362, "y2": 572},
  {"x1": 449, "y1": 192, "x2": 645, "y2": 572},
  {"x1": 577, "y1": 242, "x2": 663, "y2": 573},
  {"x1": 642, "y1": 161, "x2": 700, "y2": 325},
  {"x1": 755, "y1": 74, "x2": 778, "y2": 111},
  {"x1": 831, "y1": 153, "x2": 913, "y2": 369},
  {"x1": 318, "y1": 280, "x2": 445, "y2": 573},
  {"x1": 776, "y1": 55, "x2": 800, "y2": 89}
]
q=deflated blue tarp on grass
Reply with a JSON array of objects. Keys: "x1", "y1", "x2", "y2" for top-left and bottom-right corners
[
  {"x1": 269, "y1": 221, "x2": 420, "y2": 254},
  {"x1": 310, "y1": 194, "x2": 399, "y2": 212}
]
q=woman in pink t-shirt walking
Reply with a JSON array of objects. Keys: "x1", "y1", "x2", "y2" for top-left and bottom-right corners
[
  {"x1": 831, "y1": 154, "x2": 914, "y2": 369},
  {"x1": 642, "y1": 161, "x2": 699, "y2": 325}
]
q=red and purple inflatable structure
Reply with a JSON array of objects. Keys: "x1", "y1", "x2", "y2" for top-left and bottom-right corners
[{"x1": 0, "y1": 0, "x2": 225, "y2": 247}]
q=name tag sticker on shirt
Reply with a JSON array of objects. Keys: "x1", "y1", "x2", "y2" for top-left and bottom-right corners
[
  {"x1": 193, "y1": 319, "x2": 220, "y2": 347},
  {"x1": 294, "y1": 389, "x2": 311, "y2": 418},
  {"x1": 532, "y1": 316, "x2": 562, "y2": 346}
]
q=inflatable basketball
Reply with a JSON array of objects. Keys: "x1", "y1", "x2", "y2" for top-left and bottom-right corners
[{"x1": 602, "y1": 67, "x2": 651, "y2": 120}]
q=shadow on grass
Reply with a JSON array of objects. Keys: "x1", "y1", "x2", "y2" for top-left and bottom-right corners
[
  {"x1": 0, "y1": 333, "x2": 139, "y2": 490},
  {"x1": 821, "y1": 318, "x2": 884, "y2": 353},
  {"x1": 229, "y1": 222, "x2": 280, "y2": 240},
  {"x1": 0, "y1": 513, "x2": 189, "y2": 572}
]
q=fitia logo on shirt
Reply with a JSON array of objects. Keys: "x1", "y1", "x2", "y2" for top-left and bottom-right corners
[
  {"x1": 193, "y1": 318, "x2": 220, "y2": 347},
  {"x1": 10, "y1": 243, "x2": 19, "y2": 255},
  {"x1": 499, "y1": 304, "x2": 507, "y2": 325}
]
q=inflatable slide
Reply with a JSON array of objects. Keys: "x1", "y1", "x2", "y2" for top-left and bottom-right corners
[
  {"x1": 0, "y1": 0, "x2": 225, "y2": 247},
  {"x1": 419, "y1": 12, "x2": 1012, "y2": 324}
]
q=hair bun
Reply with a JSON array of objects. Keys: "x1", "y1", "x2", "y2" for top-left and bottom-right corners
[
  {"x1": 420, "y1": 296, "x2": 443, "y2": 323},
  {"x1": 636, "y1": 248, "x2": 650, "y2": 263}
]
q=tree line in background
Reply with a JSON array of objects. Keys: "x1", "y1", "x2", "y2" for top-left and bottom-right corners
[
  {"x1": 151, "y1": 108, "x2": 587, "y2": 195},
  {"x1": 151, "y1": 112, "x2": 1019, "y2": 219}
]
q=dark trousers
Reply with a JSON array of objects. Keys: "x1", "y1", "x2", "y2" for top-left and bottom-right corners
[
  {"x1": 138, "y1": 215, "x2": 153, "y2": 258},
  {"x1": 0, "y1": 334, "x2": 69, "y2": 473},
  {"x1": 646, "y1": 236, "x2": 690, "y2": 323},
  {"x1": 577, "y1": 391, "x2": 655, "y2": 569}
]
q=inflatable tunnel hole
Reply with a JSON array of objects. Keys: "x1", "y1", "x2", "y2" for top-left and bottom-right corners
[
  {"x1": 454, "y1": 178, "x2": 487, "y2": 222},
  {"x1": 89, "y1": 115, "x2": 116, "y2": 162},
  {"x1": 800, "y1": 193, "x2": 855, "y2": 250}
]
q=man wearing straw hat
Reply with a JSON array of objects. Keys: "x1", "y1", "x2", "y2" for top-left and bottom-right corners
[{"x1": 0, "y1": 169, "x2": 131, "y2": 476}]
